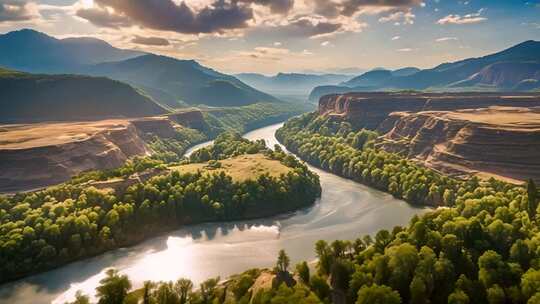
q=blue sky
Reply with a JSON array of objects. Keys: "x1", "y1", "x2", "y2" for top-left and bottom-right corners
[{"x1": 0, "y1": 0, "x2": 539, "y2": 74}]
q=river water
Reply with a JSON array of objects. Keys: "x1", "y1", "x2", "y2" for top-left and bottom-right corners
[{"x1": 0, "y1": 123, "x2": 428, "y2": 304}]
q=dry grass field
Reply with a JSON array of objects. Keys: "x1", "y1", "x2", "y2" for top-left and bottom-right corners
[{"x1": 171, "y1": 154, "x2": 291, "y2": 182}]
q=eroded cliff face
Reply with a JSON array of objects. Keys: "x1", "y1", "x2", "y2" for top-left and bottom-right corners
[
  {"x1": 376, "y1": 107, "x2": 540, "y2": 183},
  {"x1": 319, "y1": 92, "x2": 540, "y2": 130},
  {"x1": 0, "y1": 121, "x2": 149, "y2": 192},
  {"x1": 0, "y1": 111, "x2": 207, "y2": 193}
]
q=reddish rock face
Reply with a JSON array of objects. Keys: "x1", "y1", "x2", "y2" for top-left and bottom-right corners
[
  {"x1": 319, "y1": 92, "x2": 540, "y2": 130},
  {"x1": 376, "y1": 107, "x2": 540, "y2": 183},
  {"x1": 0, "y1": 121, "x2": 150, "y2": 193}
]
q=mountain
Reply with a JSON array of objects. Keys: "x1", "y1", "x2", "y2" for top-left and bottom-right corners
[
  {"x1": 341, "y1": 70, "x2": 393, "y2": 87},
  {"x1": 450, "y1": 61, "x2": 540, "y2": 89},
  {"x1": 0, "y1": 29, "x2": 279, "y2": 108},
  {"x1": 235, "y1": 72, "x2": 351, "y2": 96},
  {"x1": 391, "y1": 67, "x2": 421, "y2": 77},
  {"x1": 85, "y1": 54, "x2": 280, "y2": 107},
  {"x1": 309, "y1": 40, "x2": 540, "y2": 101},
  {"x1": 0, "y1": 29, "x2": 143, "y2": 73},
  {"x1": 0, "y1": 68, "x2": 167, "y2": 123}
]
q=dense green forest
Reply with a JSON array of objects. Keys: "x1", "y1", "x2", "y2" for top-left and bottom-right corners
[
  {"x1": 57, "y1": 112, "x2": 540, "y2": 304},
  {"x1": 148, "y1": 102, "x2": 312, "y2": 162},
  {"x1": 0, "y1": 133, "x2": 321, "y2": 283},
  {"x1": 276, "y1": 112, "x2": 469, "y2": 207}
]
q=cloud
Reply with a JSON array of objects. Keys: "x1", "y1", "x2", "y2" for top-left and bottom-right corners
[
  {"x1": 76, "y1": 7, "x2": 131, "y2": 28},
  {"x1": 273, "y1": 41, "x2": 282, "y2": 46},
  {"x1": 131, "y1": 35, "x2": 170, "y2": 46},
  {"x1": 321, "y1": 40, "x2": 333, "y2": 46},
  {"x1": 240, "y1": 0, "x2": 294, "y2": 14},
  {"x1": 77, "y1": 0, "x2": 255, "y2": 34},
  {"x1": 378, "y1": 9, "x2": 415, "y2": 25},
  {"x1": 391, "y1": 35, "x2": 400, "y2": 40},
  {"x1": 437, "y1": 8, "x2": 487, "y2": 25},
  {"x1": 0, "y1": 0, "x2": 33, "y2": 22},
  {"x1": 397, "y1": 48, "x2": 413, "y2": 52},
  {"x1": 277, "y1": 18, "x2": 342, "y2": 38},
  {"x1": 311, "y1": 0, "x2": 340, "y2": 18},
  {"x1": 435, "y1": 37, "x2": 458, "y2": 42},
  {"x1": 341, "y1": 0, "x2": 423, "y2": 17}
]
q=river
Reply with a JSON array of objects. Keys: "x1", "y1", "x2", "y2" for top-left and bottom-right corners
[{"x1": 0, "y1": 122, "x2": 428, "y2": 304}]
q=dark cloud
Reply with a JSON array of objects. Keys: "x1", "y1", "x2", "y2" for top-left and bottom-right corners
[
  {"x1": 76, "y1": 0, "x2": 254, "y2": 34},
  {"x1": 131, "y1": 35, "x2": 170, "y2": 46},
  {"x1": 311, "y1": 0, "x2": 340, "y2": 18},
  {"x1": 340, "y1": 0, "x2": 423, "y2": 16},
  {"x1": 76, "y1": 7, "x2": 131, "y2": 28},
  {"x1": 276, "y1": 18, "x2": 341, "y2": 37},
  {"x1": 0, "y1": 0, "x2": 32, "y2": 22},
  {"x1": 77, "y1": 0, "x2": 296, "y2": 34}
]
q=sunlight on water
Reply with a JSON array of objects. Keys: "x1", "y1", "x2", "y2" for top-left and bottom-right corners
[{"x1": 0, "y1": 123, "x2": 428, "y2": 304}]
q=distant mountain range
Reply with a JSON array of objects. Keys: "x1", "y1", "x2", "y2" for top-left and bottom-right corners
[
  {"x1": 235, "y1": 72, "x2": 351, "y2": 96},
  {"x1": 0, "y1": 68, "x2": 166, "y2": 123},
  {"x1": 0, "y1": 29, "x2": 278, "y2": 107},
  {"x1": 309, "y1": 40, "x2": 540, "y2": 102},
  {"x1": 85, "y1": 54, "x2": 279, "y2": 107},
  {"x1": 0, "y1": 29, "x2": 143, "y2": 73}
]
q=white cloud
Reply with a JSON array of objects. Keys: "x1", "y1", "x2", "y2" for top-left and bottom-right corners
[
  {"x1": 437, "y1": 8, "x2": 487, "y2": 25},
  {"x1": 391, "y1": 35, "x2": 400, "y2": 40},
  {"x1": 379, "y1": 10, "x2": 415, "y2": 25},
  {"x1": 397, "y1": 48, "x2": 414, "y2": 52},
  {"x1": 273, "y1": 41, "x2": 282, "y2": 46},
  {"x1": 321, "y1": 40, "x2": 333, "y2": 46},
  {"x1": 435, "y1": 37, "x2": 458, "y2": 42}
]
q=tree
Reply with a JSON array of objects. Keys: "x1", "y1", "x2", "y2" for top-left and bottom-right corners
[
  {"x1": 310, "y1": 275, "x2": 331, "y2": 302},
  {"x1": 96, "y1": 268, "x2": 132, "y2": 304},
  {"x1": 528, "y1": 179, "x2": 538, "y2": 219},
  {"x1": 175, "y1": 278, "x2": 193, "y2": 304},
  {"x1": 448, "y1": 289, "x2": 470, "y2": 304},
  {"x1": 153, "y1": 281, "x2": 179, "y2": 304},
  {"x1": 296, "y1": 261, "x2": 310, "y2": 284},
  {"x1": 356, "y1": 284, "x2": 401, "y2": 304},
  {"x1": 276, "y1": 249, "x2": 290, "y2": 273},
  {"x1": 142, "y1": 281, "x2": 155, "y2": 304},
  {"x1": 65, "y1": 291, "x2": 90, "y2": 304}
]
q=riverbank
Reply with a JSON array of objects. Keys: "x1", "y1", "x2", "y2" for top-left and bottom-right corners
[
  {"x1": 0, "y1": 122, "x2": 425, "y2": 304},
  {"x1": 275, "y1": 112, "x2": 471, "y2": 207},
  {"x1": 0, "y1": 132, "x2": 321, "y2": 285}
]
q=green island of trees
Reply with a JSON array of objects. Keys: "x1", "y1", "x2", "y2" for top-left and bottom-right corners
[{"x1": 0, "y1": 133, "x2": 321, "y2": 283}]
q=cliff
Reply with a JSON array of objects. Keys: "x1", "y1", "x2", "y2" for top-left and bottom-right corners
[
  {"x1": 0, "y1": 120, "x2": 150, "y2": 192},
  {"x1": 319, "y1": 92, "x2": 540, "y2": 130},
  {"x1": 376, "y1": 107, "x2": 540, "y2": 183},
  {"x1": 0, "y1": 113, "x2": 206, "y2": 193}
]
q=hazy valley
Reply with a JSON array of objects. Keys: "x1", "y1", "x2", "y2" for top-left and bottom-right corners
[{"x1": 1, "y1": 2, "x2": 540, "y2": 303}]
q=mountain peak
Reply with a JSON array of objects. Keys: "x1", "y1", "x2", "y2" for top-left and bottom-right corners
[{"x1": 1, "y1": 28, "x2": 54, "y2": 41}]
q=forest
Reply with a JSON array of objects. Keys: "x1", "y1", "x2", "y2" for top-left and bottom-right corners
[
  {"x1": 63, "y1": 112, "x2": 540, "y2": 304},
  {"x1": 0, "y1": 133, "x2": 321, "y2": 283}
]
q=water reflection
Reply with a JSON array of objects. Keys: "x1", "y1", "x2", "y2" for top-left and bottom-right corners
[{"x1": 0, "y1": 123, "x2": 428, "y2": 304}]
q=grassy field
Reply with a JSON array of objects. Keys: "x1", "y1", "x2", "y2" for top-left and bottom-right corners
[{"x1": 171, "y1": 154, "x2": 291, "y2": 182}]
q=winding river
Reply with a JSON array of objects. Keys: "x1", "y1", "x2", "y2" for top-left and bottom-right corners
[{"x1": 0, "y1": 123, "x2": 428, "y2": 304}]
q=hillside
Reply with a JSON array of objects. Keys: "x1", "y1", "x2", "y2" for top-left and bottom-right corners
[
  {"x1": 309, "y1": 40, "x2": 540, "y2": 101},
  {"x1": 0, "y1": 29, "x2": 280, "y2": 108},
  {"x1": 0, "y1": 68, "x2": 167, "y2": 123},
  {"x1": 235, "y1": 72, "x2": 350, "y2": 95},
  {"x1": 0, "y1": 29, "x2": 142, "y2": 73},
  {"x1": 85, "y1": 54, "x2": 280, "y2": 107}
]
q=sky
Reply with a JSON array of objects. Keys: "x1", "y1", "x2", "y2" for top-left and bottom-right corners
[{"x1": 0, "y1": 0, "x2": 539, "y2": 74}]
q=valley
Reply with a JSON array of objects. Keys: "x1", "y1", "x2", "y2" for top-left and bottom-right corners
[
  {"x1": 316, "y1": 92, "x2": 540, "y2": 184},
  {"x1": 0, "y1": 8, "x2": 540, "y2": 302}
]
